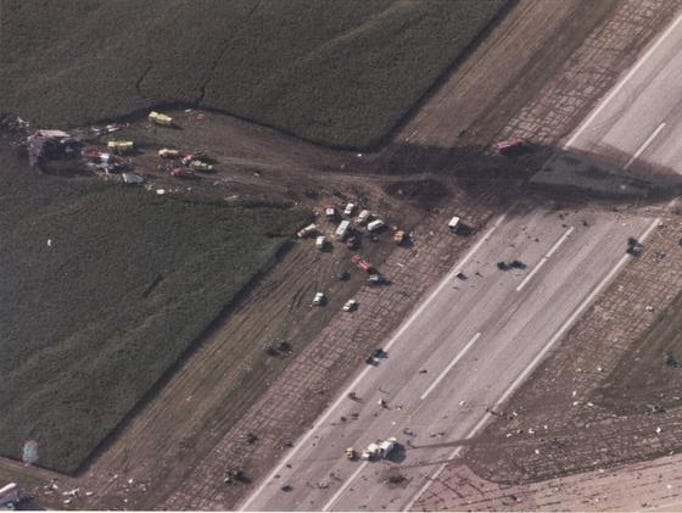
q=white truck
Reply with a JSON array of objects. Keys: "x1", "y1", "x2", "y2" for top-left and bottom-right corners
[
  {"x1": 343, "y1": 203, "x2": 355, "y2": 216},
  {"x1": 356, "y1": 209, "x2": 371, "y2": 225},
  {"x1": 0, "y1": 483, "x2": 20, "y2": 509},
  {"x1": 315, "y1": 235, "x2": 326, "y2": 250},
  {"x1": 361, "y1": 437, "x2": 397, "y2": 461},
  {"x1": 448, "y1": 216, "x2": 460, "y2": 231},
  {"x1": 297, "y1": 223, "x2": 317, "y2": 238},
  {"x1": 335, "y1": 220, "x2": 351, "y2": 241}
]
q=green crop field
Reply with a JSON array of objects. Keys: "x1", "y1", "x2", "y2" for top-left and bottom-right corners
[
  {"x1": 595, "y1": 290, "x2": 682, "y2": 416},
  {"x1": 0, "y1": 150, "x2": 306, "y2": 473},
  {"x1": 1, "y1": 0, "x2": 506, "y2": 149}
]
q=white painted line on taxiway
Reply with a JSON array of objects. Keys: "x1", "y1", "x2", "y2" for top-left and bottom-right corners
[
  {"x1": 321, "y1": 461, "x2": 368, "y2": 512},
  {"x1": 516, "y1": 226, "x2": 574, "y2": 292},
  {"x1": 403, "y1": 217, "x2": 661, "y2": 512},
  {"x1": 238, "y1": 211, "x2": 508, "y2": 511},
  {"x1": 624, "y1": 122, "x2": 666, "y2": 169},
  {"x1": 563, "y1": 12, "x2": 682, "y2": 150},
  {"x1": 420, "y1": 332, "x2": 481, "y2": 400}
]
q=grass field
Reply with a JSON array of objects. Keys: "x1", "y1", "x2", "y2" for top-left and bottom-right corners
[
  {"x1": 0, "y1": 0, "x2": 506, "y2": 149},
  {"x1": 0, "y1": 149, "x2": 306, "y2": 474},
  {"x1": 595, "y1": 290, "x2": 682, "y2": 415}
]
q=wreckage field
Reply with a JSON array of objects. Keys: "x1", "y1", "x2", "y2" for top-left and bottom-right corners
[
  {"x1": 0, "y1": 150, "x2": 306, "y2": 474},
  {"x1": 0, "y1": 0, "x2": 505, "y2": 148},
  {"x1": 596, "y1": 288, "x2": 682, "y2": 416}
]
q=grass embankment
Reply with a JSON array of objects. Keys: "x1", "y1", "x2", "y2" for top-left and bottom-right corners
[
  {"x1": 0, "y1": 0, "x2": 506, "y2": 149},
  {"x1": 0, "y1": 151, "x2": 306, "y2": 473},
  {"x1": 595, "y1": 290, "x2": 682, "y2": 415}
]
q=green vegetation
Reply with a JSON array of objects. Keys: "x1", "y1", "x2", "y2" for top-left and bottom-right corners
[
  {"x1": 1, "y1": 0, "x2": 506, "y2": 149},
  {"x1": 595, "y1": 290, "x2": 682, "y2": 415},
  {"x1": 0, "y1": 150, "x2": 306, "y2": 473}
]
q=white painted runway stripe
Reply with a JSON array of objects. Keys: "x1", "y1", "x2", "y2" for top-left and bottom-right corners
[
  {"x1": 322, "y1": 461, "x2": 368, "y2": 512},
  {"x1": 563, "y1": 12, "x2": 682, "y2": 150},
  {"x1": 420, "y1": 332, "x2": 481, "y2": 400},
  {"x1": 516, "y1": 226, "x2": 574, "y2": 292},
  {"x1": 403, "y1": 217, "x2": 660, "y2": 512},
  {"x1": 624, "y1": 122, "x2": 666, "y2": 169},
  {"x1": 238, "y1": 211, "x2": 508, "y2": 511}
]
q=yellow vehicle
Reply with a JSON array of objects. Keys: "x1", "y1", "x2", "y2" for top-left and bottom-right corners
[
  {"x1": 107, "y1": 140, "x2": 134, "y2": 154},
  {"x1": 158, "y1": 148, "x2": 180, "y2": 159},
  {"x1": 188, "y1": 159, "x2": 214, "y2": 172},
  {"x1": 148, "y1": 111, "x2": 173, "y2": 127}
]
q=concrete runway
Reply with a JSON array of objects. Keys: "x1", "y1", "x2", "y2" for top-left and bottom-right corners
[
  {"x1": 565, "y1": 12, "x2": 682, "y2": 175},
  {"x1": 240, "y1": 207, "x2": 655, "y2": 511},
  {"x1": 240, "y1": 10, "x2": 681, "y2": 513}
]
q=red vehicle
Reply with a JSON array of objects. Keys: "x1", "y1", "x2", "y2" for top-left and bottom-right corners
[
  {"x1": 352, "y1": 254, "x2": 372, "y2": 273},
  {"x1": 171, "y1": 167, "x2": 198, "y2": 179},
  {"x1": 493, "y1": 139, "x2": 528, "y2": 155}
]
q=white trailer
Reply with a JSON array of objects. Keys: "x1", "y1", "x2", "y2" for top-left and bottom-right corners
[
  {"x1": 335, "y1": 220, "x2": 351, "y2": 240},
  {"x1": 367, "y1": 219, "x2": 384, "y2": 232},
  {"x1": 0, "y1": 483, "x2": 20, "y2": 508}
]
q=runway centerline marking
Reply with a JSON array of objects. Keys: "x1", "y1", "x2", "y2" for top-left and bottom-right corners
[
  {"x1": 563, "y1": 12, "x2": 682, "y2": 149},
  {"x1": 322, "y1": 461, "x2": 368, "y2": 512},
  {"x1": 237, "y1": 211, "x2": 508, "y2": 511},
  {"x1": 624, "y1": 122, "x2": 666, "y2": 169},
  {"x1": 516, "y1": 226, "x2": 574, "y2": 292},
  {"x1": 420, "y1": 332, "x2": 481, "y2": 400},
  {"x1": 403, "y1": 217, "x2": 660, "y2": 512}
]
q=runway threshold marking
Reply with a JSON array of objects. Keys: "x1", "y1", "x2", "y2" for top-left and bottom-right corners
[
  {"x1": 624, "y1": 122, "x2": 666, "y2": 169},
  {"x1": 563, "y1": 12, "x2": 682, "y2": 150},
  {"x1": 420, "y1": 332, "x2": 481, "y2": 400},
  {"x1": 237, "y1": 211, "x2": 508, "y2": 511},
  {"x1": 516, "y1": 226, "x2": 574, "y2": 292},
  {"x1": 321, "y1": 461, "x2": 368, "y2": 512},
  {"x1": 403, "y1": 217, "x2": 661, "y2": 512}
]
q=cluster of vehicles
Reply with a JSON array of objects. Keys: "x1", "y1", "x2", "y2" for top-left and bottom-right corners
[{"x1": 86, "y1": 111, "x2": 216, "y2": 184}]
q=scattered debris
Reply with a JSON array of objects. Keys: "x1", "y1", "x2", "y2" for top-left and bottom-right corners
[
  {"x1": 27, "y1": 129, "x2": 83, "y2": 169},
  {"x1": 121, "y1": 172, "x2": 144, "y2": 185},
  {"x1": 665, "y1": 353, "x2": 678, "y2": 368},
  {"x1": 626, "y1": 237, "x2": 644, "y2": 256}
]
